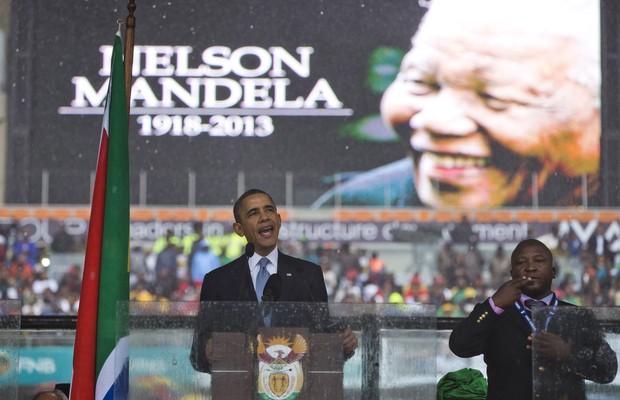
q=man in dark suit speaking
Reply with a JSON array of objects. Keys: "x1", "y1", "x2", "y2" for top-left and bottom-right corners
[
  {"x1": 190, "y1": 188, "x2": 357, "y2": 373},
  {"x1": 449, "y1": 239, "x2": 617, "y2": 400}
]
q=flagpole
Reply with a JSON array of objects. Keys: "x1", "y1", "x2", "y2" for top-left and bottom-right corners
[{"x1": 124, "y1": 0, "x2": 136, "y2": 117}]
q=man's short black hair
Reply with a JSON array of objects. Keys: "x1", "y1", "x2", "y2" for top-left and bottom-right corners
[
  {"x1": 510, "y1": 238, "x2": 553, "y2": 266},
  {"x1": 233, "y1": 189, "x2": 277, "y2": 223}
]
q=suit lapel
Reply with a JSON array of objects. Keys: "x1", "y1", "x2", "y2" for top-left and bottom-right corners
[
  {"x1": 231, "y1": 256, "x2": 258, "y2": 301},
  {"x1": 507, "y1": 304, "x2": 533, "y2": 336},
  {"x1": 276, "y1": 252, "x2": 296, "y2": 301}
]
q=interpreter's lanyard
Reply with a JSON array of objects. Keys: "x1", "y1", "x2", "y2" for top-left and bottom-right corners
[{"x1": 514, "y1": 294, "x2": 558, "y2": 334}]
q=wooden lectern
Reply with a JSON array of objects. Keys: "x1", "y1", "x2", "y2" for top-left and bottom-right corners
[{"x1": 211, "y1": 327, "x2": 344, "y2": 400}]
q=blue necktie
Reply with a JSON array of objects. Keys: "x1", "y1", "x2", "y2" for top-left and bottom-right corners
[{"x1": 256, "y1": 257, "x2": 270, "y2": 302}]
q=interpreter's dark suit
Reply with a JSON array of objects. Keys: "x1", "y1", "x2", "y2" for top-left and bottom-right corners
[
  {"x1": 190, "y1": 251, "x2": 328, "y2": 372},
  {"x1": 449, "y1": 299, "x2": 617, "y2": 400}
]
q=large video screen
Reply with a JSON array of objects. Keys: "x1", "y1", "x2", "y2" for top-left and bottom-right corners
[{"x1": 7, "y1": 0, "x2": 602, "y2": 208}]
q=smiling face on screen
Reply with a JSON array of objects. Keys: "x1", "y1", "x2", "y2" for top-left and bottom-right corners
[{"x1": 380, "y1": 0, "x2": 600, "y2": 208}]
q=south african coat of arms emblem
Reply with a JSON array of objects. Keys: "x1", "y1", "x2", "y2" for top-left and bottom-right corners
[{"x1": 257, "y1": 333, "x2": 307, "y2": 400}]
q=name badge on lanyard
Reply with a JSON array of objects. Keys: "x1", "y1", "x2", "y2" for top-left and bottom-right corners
[{"x1": 514, "y1": 294, "x2": 558, "y2": 334}]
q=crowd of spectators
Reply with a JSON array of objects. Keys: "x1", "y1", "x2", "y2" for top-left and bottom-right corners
[
  {"x1": 0, "y1": 225, "x2": 82, "y2": 315},
  {"x1": 0, "y1": 221, "x2": 619, "y2": 317}
]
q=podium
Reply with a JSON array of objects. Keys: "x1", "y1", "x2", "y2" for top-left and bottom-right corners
[
  {"x1": 0, "y1": 301, "x2": 20, "y2": 400},
  {"x1": 531, "y1": 306, "x2": 620, "y2": 399},
  {"x1": 210, "y1": 328, "x2": 343, "y2": 399},
  {"x1": 119, "y1": 301, "x2": 436, "y2": 399}
]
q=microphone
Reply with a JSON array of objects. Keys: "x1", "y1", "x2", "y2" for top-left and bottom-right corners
[
  {"x1": 245, "y1": 243, "x2": 255, "y2": 258},
  {"x1": 261, "y1": 274, "x2": 282, "y2": 302}
]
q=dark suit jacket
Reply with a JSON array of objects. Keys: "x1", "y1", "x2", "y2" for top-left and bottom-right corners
[
  {"x1": 190, "y1": 251, "x2": 328, "y2": 372},
  {"x1": 449, "y1": 299, "x2": 617, "y2": 400}
]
